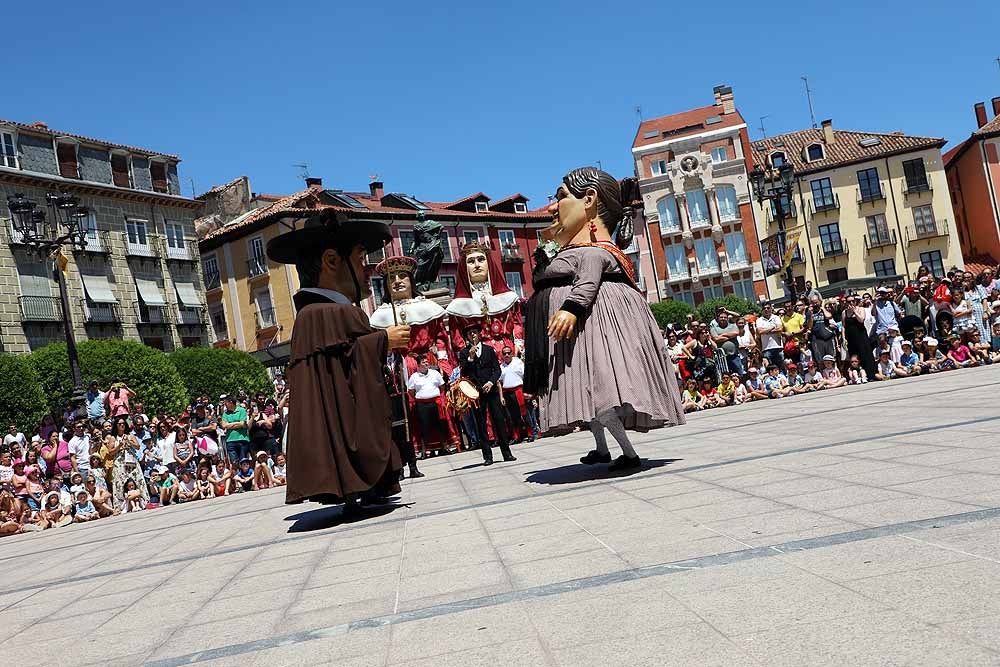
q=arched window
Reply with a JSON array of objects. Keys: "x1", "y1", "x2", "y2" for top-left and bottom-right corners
[
  {"x1": 686, "y1": 189, "x2": 710, "y2": 225},
  {"x1": 770, "y1": 152, "x2": 787, "y2": 168},
  {"x1": 806, "y1": 144, "x2": 824, "y2": 161},
  {"x1": 656, "y1": 195, "x2": 680, "y2": 231},
  {"x1": 715, "y1": 185, "x2": 738, "y2": 221}
]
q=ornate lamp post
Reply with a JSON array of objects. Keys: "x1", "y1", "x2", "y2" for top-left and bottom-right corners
[
  {"x1": 7, "y1": 191, "x2": 91, "y2": 417},
  {"x1": 750, "y1": 162, "x2": 798, "y2": 302}
]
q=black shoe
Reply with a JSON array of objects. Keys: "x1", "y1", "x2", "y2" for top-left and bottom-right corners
[
  {"x1": 503, "y1": 455, "x2": 517, "y2": 462},
  {"x1": 608, "y1": 455, "x2": 642, "y2": 472},
  {"x1": 483, "y1": 460, "x2": 494, "y2": 466},
  {"x1": 580, "y1": 450, "x2": 612, "y2": 465},
  {"x1": 408, "y1": 465, "x2": 425, "y2": 479}
]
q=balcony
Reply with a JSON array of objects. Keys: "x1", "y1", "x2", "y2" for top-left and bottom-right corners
[
  {"x1": 123, "y1": 232, "x2": 160, "y2": 259},
  {"x1": 81, "y1": 300, "x2": 122, "y2": 324},
  {"x1": 903, "y1": 180, "x2": 932, "y2": 198},
  {"x1": 7, "y1": 220, "x2": 32, "y2": 245},
  {"x1": 856, "y1": 186, "x2": 885, "y2": 205},
  {"x1": 365, "y1": 247, "x2": 386, "y2": 266},
  {"x1": 76, "y1": 231, "x2": 112, "y2": 255},
  {"x1": 501, "y1": 244, "x2": 523, "y2": 262},
  {"x1": 864, "y1": 229, "x2": 898, "y2": 253},
  {"x1": 165, "y1": 239, "x2": 196, "y2": 262},
  {"x1": 815, "y1": 239, "x2": 849, "y2": 261},
  {"x1": 809, "y1": 193, "x2": 840, "y2": 215},
  {"x1": 255, "y1": 306, "x2": 277, "y2": 331},
  {"x1": 177, "y1": 307, "x2": 204, "y2": 326},
  {"x1": 247, "y1": 255, "x2": 268, "y2": 279},
  {"x1": 688, "y1": 215, "x2": 712, "y2": 230},
  {"x1": 134, "y1": 302, "x2": 172, "y2": 325},
  {"x1": 765, "y1": 201, "x2": 797, "y2": 224},
  {"x1": 19, "y1": 296, "x2": 62, "y2": 322},
  {"x1": 203, "y1": 269, "x2": 222, "y2": 292},
  {"x1": 906, "y1": 220, "x2": 949, "y2": 244}
]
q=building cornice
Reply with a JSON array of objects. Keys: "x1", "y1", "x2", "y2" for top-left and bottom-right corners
[
  {"x1": 632, "y1": 124, "x2": 748, "y2": 157},
  {"x1": 0, "y1": 166, "x2": 200, "y2": 209}
]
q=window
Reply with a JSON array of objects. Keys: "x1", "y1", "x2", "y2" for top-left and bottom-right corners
[
  {"x1": 80, "y1": 211, "x2": 98, "y2": 242},
  {"x1": 873, "y1": 258, "x2": 896, "y2": 277},
  {"x1": 474, "y1": 201, "x2": 489, "y2": 213},
  {"x1": 770, "y1": 152, "x2": 786, "y2": 168},
  {"x1": 665, "y1": 244, "x2": 687, "y2": 279},
  {"x1": 17, "y1": 259, "x2": 56, "y2": 320},
  {"x1": 716, "y1": 186, "x2": 737, "y2": 221},
  {"x1": 806, "y1": 144, "x2": 824, "y2": 161},
  {"x1": 656, "y1": 196, "x2": 680, "y2": 231},
  {"x1": 0, "y1": 131, "x2": 17, "y2": 169},
  {"x1": 810, "y1": 178, "x2": 835, "y2": 210},
  {"x1": 439, "y1": 230, "x2": 453, "y2": 262},
  {"x1": 866, "y1": 214, "x2": 891, "y2": 244},
  {"x1": 505, "y1": 271, "x2": 524, "y2": 298},
  {"x1": 920, "y1": 250, "x2": 944, "y2": 278},
  {"x1": 769, "y1": 192, "x2": 793, "y2": 219},
  {"x1": 818, "y1": 222, "x2": 843, "y2": 255},
  {"x1": 248, "y1": 236, "x2": 266, "y2": 277},
  {"x1": 56, "y1": 142, "x2": 79, "y2": 179},
  {"x1": 150, "y1": 161, "x2": 168, "y2": 193},
  {"x1": 694, "y1": 238, "x2": 717, "y2": 272},
  {"x1": 254, "y1": 288, "x2": 275, "y2": 328},
  {"x1": 462, "y1": 230, "x2": 481, "y2": 246},
  {"x1": 702, "y1": 284, "x2": 723, "y2": 301},
  {"x1": 724, "y1": 232, "x2": 748, "y2": 267},
  {"x1": 208, "y1": 303, "x2": 228, "y2": 340},
  {"x1": 440, "y1": 275, "x2": 457, "y2": 296},
  {"x1": 902, "y1": 158, "x2": 929, "y2": 192},
  {"x1": 498, "y1": 229, "x2": 517, "y2": 260},
  {"x1": 400, "y1": 231, "x2": 416, "y2": 256},
  {"x1": 165, "y1": 222, "x2": 185, "y2": 249},
  {"x1": 674, "y1": 290, "x2": 695, "y2": 307},
  {"x1": 710, "y1": 147, "x2": 727, "y2": 163},
  {"x1": 857, "y1": 167, "x2": 881, "y2": 201},
  {"x1": 111, "y1": 153, "x2": 131, "y2": 188},
  {"x1": 126, "y1": 218, "x2": 148, "y2": 246},
  {"x1": 513, "y1": 202, "x2": 528, "y2": 213},
  {"x1": 650, "y1": 159, "x2": 667, "y2": 176},
  {"x1": 371, "y1": 277, "x2": 385, "y2": 306},
  {"x1": 827, "y1": 268, "x2": 848, "y2": 283},
  {"x1": 733, "y1": 278, "x2": 755, "y2": 302},
  {"x1": 913, "y1": 205, "x2": 936, "y2": 237},
  {"x1": 202, "y1": 255, "x2": 221, "y2": 291},
  {"x1": 686, "y1": 189, "x2": 710, "y2": 225}
]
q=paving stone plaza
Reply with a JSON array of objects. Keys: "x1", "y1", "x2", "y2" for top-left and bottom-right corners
[{"x1": 5, "y1": 366, "x2": 1000, "y2": 666}]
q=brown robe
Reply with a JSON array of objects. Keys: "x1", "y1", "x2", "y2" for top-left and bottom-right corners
[{"x1": 285, "y1": 290, "x2": 402, "y2": 504}]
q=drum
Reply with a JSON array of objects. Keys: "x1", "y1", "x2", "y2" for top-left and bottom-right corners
[{"x1": 447, "y1": 379, "x2": 479, "y2": 415}]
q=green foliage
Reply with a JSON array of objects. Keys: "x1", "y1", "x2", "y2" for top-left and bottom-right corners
[
  {"x1": 167, "y1": 347, "x2": 271, "y2": 402},
  {"x1": 695, "y1": 296, "x2": 761, "y2": 325},
  {"x1": 649, "y1": 299, "x2": 694, "y2": 330},
  {"x1": 28, "y1": 340, "x2": 188, "y2": 417},
  {"x1": 0, "y1": 353, "x2": 48, "y2": 432}
]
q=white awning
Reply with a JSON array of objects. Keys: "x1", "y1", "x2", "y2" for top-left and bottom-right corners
[
  {"x1": 135, "y1": 278, "x2": 166, "y2": 306},
  {"x1": 174, "y1": 280, "x2": 201, "y2": 307},
  {"x1": 81, "y1": 274, "x2": 119, "y2": 304}
]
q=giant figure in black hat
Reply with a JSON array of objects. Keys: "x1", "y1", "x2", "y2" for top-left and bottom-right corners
[{"x1": 267, "y1": 210, "x2": 409, "y2": 507}]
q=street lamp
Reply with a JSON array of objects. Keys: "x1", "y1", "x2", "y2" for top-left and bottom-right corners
[
  {"x1": 7, "y1": 191, "x2": 91, "y2": 419},
  {"x1": 750, "y1": 161, "x2": 798, "y2": 302}
]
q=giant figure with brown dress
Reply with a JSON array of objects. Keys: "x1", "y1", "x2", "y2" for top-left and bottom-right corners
[
  {"x1": 524, "y1": 167, "x2": 685, "y2": 471},
  {"x1": 266, "y1": 210, "x2": 408, "y2": 509},
  {"x1": 446, "y1": 241, "x2": 524, "y2": 357}
]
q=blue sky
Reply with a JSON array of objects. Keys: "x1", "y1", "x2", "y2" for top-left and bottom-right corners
[{"x1": 5, "y1": 0, "x2": 999, "y2": 207}]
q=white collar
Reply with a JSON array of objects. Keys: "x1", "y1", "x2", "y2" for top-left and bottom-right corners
[
  {"x1": 369, "y1": 296, "x2": 445, "y2": 328},
  {"x1": 446, "y1": 290, "x2": 519, "y2": 317},
  {"x1": 298, "y1": 287, "x2": 352, "y2": 304}
]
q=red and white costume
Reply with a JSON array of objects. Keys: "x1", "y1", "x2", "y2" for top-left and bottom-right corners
[{"x1": 446, "y1": 242, "x2": 524, "y2": 357}]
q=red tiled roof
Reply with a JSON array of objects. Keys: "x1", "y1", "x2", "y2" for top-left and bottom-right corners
[
  {"x1": 254, "y1": 193, "x2": 286, "y2": 202},
  {"x1": 751, "y1": 127, "x2": 946, "y2": 176},
  {"x1": 489, "y1": 193, "x2": 528, "y2": 207},
  {"x1": 0, "y1": 118, "x2": 179, "y2": 160},
  {"x1": 633, "y1": 105, "x2": 746, "y2": 149},
  {"x1": 440, "y1": 192, "x2": 491, "y2": 209},
  {"x1": 974, "y1": 115, "x2": 1000, "y2": 138},
  {"x1": 964, "y1": 254, "x2": 999, "y2": 276}
]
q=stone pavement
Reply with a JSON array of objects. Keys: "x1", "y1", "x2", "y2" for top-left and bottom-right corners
[{"x1": 5, "y1": 366, "x2": 1000, "y2": 666}]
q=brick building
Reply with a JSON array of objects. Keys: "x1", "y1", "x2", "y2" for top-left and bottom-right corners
[
  {"x1": 0, "y1": 120, "x2": 205, "y2": 354},
  {"x1": 631, "y1": 85, "x2": 766, "y2": 307},
  {"x1": 943, "y1": 97, "x2": 1000, "y2": 270}
]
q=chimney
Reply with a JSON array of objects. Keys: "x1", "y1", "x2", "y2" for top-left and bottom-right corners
[
  {"x1": 305, "y1": 177, "x2": 323, "y2": 188},
  {"x1": 975, "y1": 102, "x2": 988, "y2": 128},
  {"x1": 821, "y1": 119, "x2": 835, "y2": 145},
  {"x1": 992, "y1": 97, "x2": 1000, "y2": 119},
  {"x1": 712, "y1": 85, "x2": 724, "y2": 107},
  {"x1": 30, "y1": 121, "x2": 48, "y2": 129},
  {"x1": 717, "y1": 86, "x2": 735, "y2": 115},
  {"x1": 369, "y1": 180, "x2": 384, "y2": 201}
]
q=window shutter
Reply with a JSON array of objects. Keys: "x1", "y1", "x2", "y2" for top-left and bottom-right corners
[
  {"x1": 57, "y1": 144, "x2": 79, "y2": 179},
  {"x1": 111, "y1": 154, "x2": 130, "y2": 187},
  {"x1": 150, "y1": 162, "x2": 168, "y2": 193}
]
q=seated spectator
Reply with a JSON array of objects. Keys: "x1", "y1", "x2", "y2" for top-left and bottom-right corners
[
  {"x1": 732, "y1": 378, "x2": 750, "y2": 404},
  {"x1": 39, "y1": 491, "x2": 72, "y2": 528},
  {"x1": 897, "y1": 340, "x2": 922, "y2": 376},
  {"x1": 195, "y1": 467, "x2": 215, "y2": 500},
  {"x1": 947, "y1": 337, "x2": 977, "y2": 368},
  {"x1": 73, "y1": 490, "x2": 100, "y2": 523},
  {"x1": 875, "y1": 350, "x2": 903, "y2": 380},
  {"x1": 821, "y1": 355, "x2": 847, "y2": 388},
  {"x1": 253, "y1": 451, "x2": 275, "y2": 490},
  {"x1": 271, "y1": 454, "x2": 287, "y2": 486},
  {"x1": 966, "y1": 330, "x2": 992, "y2": 365},
  {"x1": 785, "y1": 363, "x2": 812, "y2": 394},
  {"x1": 0, "y1": 451, "x2": 13, "y2": 494},
  {"x1": 88, "y1": 451, "x2": 109, "y2": 491},
  {"x1": 716, "y1": 373, "x2": 737, "y2": 406},
  {"x1": 699, "y1": 378, "x2": 726, "y2": 409},
  {"x1": 23, "y1": 465, "x2": 45, "y2": 514},
  {"x1": 155, "y1": 466, "x2": 179, "y2": 506},
  {"x1": 122, "y1": 478, "x2": 146, "y2": 513},
  {"x1": 233, "y1": 459, "x2": 254, "y2": 493},
  {"x1": 847, "y1": 356, "x2": 869, "y2": 385},
  {"x1": 763, "y1": 365, "x2": 791, "y2": 399},
  {"x1": 744, "y1": 368, "x2": 769, "y2": 401},
  {"x1": 11, "y1": 459, "x2": 27, "y2": 508},
  {"x1": 177, "y1": 469, "x2": 200, "y2": 503},
  {"x1": 84, "y1": 476, "x2": 118, "y2": 517},
  {"x1": 920, "y1": 337, "x2": 951, "y2": 373},
  {"x1": 209, "y1": 460, "x2": 232, "y2": 496},
  {"x1": 681, "y1": 379, "x2": 704, "y2": 412}
]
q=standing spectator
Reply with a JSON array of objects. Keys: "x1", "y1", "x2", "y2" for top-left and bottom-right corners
[
  {"x1": 965, "y1": 274, "x2": 991, "y2": 341},
  {"x1": 756, "y1": 303, "x2": 785, "y2": 370},
  {"x1": 133, "y1": 416, "x2": 153, "y2": 460},
  {"x1": 871, "y1": 287, "x2": 903, "y2": 340},
  {"x1": 104, "y1": 380, "x2": 136, "y2": 418},
  {"x1": 220, "y1": 395, "x2": 251, "y2": 466},
  {"x1": 108, "y1": 417, "x2": 146, "y2": 509},
  {"x1": 683, "y1": 328, "x2": 718, "y2": 382},
  {"x1": 172, "y1": 427, "x2": 195, "y2": 474},
  {"x1": 155, "y1": 421, "x2": 176, "y2": 473},
  {"x1": 781, "y1": 301, "x2": 807, "y2": 364},
  {"x1": 3, "y1": 423, "x2": 26, "y2": 456},
  {"x1": 950, "y1": 287, "x2": 975, "y2": 335},
  {"x1": 841, "y1": 293, "x2": 878, "y2": 382},
  {"x1": 499, "y1": 347, "x2": 531, "y2": 442},
  {"x1": 67, "y1": 421, "x2": 91, "y2": 481},
  {"x1": 85, "y1": 381, "x2": 106, "y2": 422},
  {"x1": 806, "y1": 295, "x2": 838, "y2": 366},
  {"x1": 804, "y1": 280, "x2": 821, "y2": 302},
  {"x1": 188, "y1": 405, "x2": 217, "y2": 459},
  {"x1": 39, "y1": 431, "x2": 69, "y2": 481},
  {"x1": 710, "y1": 308, "x2": 743, "y2": 377}
]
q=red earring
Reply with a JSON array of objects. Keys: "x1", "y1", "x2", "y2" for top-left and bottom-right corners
[{"x1": 590, "y1": 222, "x2": 598, "y2": 240}]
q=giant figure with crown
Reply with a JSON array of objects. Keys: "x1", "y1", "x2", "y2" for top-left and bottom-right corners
[{"x1": 446, "y1": 240, "x2": 524, "y2": 357}]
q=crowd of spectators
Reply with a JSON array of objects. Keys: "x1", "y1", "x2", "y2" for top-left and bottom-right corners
[
  {"x1": 0, "y1": 376, "x2": 288, "y2": 536},
  {"x1": 667, "y1": 267, "x2": 1000, "y2": 412}
]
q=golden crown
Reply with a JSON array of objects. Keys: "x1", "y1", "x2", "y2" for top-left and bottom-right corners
[
  {"x1": 374, "y1": 255, "x2": 416, "y2": 277},
  {"x1": 460, "y1": 240, "x2": 491, "y2": 257}
]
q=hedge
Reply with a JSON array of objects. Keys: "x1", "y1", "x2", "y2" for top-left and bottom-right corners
[
  {"x1": 649, "y1": 300, "x2": 694, "y2": 330},
  {"x1": 0, "y1": 353, "x2": 49, "y2": 433},
  {"x1": 28, "y1": 340, "x2": 188, "y2": 417},
  {"x1": 167, "y1": 347, "x2": 271, "y2": 403},
  {"x1": 695, "y1": 296, "x2": 761, "y2": 325}
]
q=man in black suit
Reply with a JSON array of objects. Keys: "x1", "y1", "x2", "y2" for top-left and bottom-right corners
[{"x1": 459, "y1": 326, "x2": 516, "y2": 466}]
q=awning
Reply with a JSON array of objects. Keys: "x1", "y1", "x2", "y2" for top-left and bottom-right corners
[
  {"x1": 81, "y1": 274, "x2": 119, "y2": 304},
  {"x1": 135, "y1": 278, "x2": 166, "y2": 306},
  {"x1": 174, "y1": 280, "x2": 201, "y2": 307}
]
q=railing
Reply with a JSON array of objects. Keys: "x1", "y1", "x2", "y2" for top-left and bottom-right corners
[
  {"x1": 247, "y1": 255, "x2": 268, "y2": 278},
  {"x1": 7, "y1": 220, "x2": 30, "y2": 245},
  {"x1": 815, "y1": 239, "x2": 849, "y2": 260},
  {"x1": 255, "y1": 306, "x2": 277, "y2": 331},
  {"x1": 19, "y1": 296, "x2": 62, "y2": 321},
  {"x1": 864, "y1": 228, "x2": 898, "y2": 252},
  {"x1": 365, "y1": 248, "x2": 386, "y2": 265},
  {"x1": 203, "y1": 269, "x2": 221, "y2": 292},
  {"x1": 501, "y1": 244, "x2": 523, "y2": 262},
  {"x1": 765, "y1": 201, "x2": 797, "y2": 223},
  {"x1": 688, "y1": 215, "x2": 712, "y2": 229},
  {"x1": 77, "y1": 230, "x2": 112, "y2": 255},
  {"x1": 666, "y1": 267, "x2": 689, "y2": 283},
  {"x1": 134, "y1": 301, "x2": 172, "y2": 324},
  {"x1": 810, "y1": 193, "x2": 840, "y2": 214},
  {"x1": 122, "y1": 232, "x2": 160, "y2": 258},
  {"x1": 81, "y1": 299, "x2": 122, "y2": 323},
  {"x1": 165, "y1": 239, "x2": 196, "y2": 261},
  {"x1": 903, "y1": 181, "x2": 932, "y2": 197},
  {"x1": 857, "y1": 186, "x2": 885, "y2": 204},
  {"x1": 906, "y1": 220, "x2": 949, "y2": 244},
  {"x1": 177, "y1": 307, "x2": 204, "y2": 326}
]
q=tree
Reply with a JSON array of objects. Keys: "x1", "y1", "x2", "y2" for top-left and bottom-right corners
[
  {"x1": 168, "y1": 347, "x2": 272, "y2": 402},
  {"x1": 28, "y1": 340, "x2": 188, "y2": 417},
  {"x1": 649, "y1": 300, "x2": 694, "y2": 330},
  {"x1": 695, "y1": 296, "x2": 761, "y2": 325},
  {"x1": 0, "y1": 353, "x2": 48, "y2": 433}
]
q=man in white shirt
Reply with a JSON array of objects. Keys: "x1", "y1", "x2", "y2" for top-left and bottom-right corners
[
  {"x1": 67, "y1": 421, "x2": 92, "y2": 481},
  {"x1": 499, "y1": 347, "x2": 531, "y2": 443},
  {"x1": 3, "y1": 423, "x2": 27, "y2": 457},
  {"x1": 755, "y1": 303, "x2": 786, "y2": 370},
  {"x1": 406, "y1": 357, "x2": 446, "y2": 459}
]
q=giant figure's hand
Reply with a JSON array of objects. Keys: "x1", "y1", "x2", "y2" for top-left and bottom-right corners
[
  {"x1": 548, "y1": 310, "x2": 577, "y2": 341},
  {"x1": 387, "y1": 325, "x2": 411, "y2": 350}
]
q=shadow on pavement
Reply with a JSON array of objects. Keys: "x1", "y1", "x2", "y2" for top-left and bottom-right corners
[
  {"x1": 284, "y1": 502, "x2": 408, "y2": 532},
  {"x1": 523, "y1": 458, "x2": 682, "y2": 485}
]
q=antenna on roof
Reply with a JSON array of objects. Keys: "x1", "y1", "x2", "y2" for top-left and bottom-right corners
[
  {"x1": 758, "y1": 116, "x2": 769, "y2": 139},
  {"x1": 293, "y1": 163, "x2": 309, "y2": 180},
  {"x1": 596, "y1": 160, "x2": 603, "y2": 171},
  {"x1": 189, "y1": 177, "x2": 197, "y2": 198},
  {"x1": 635, "y1": 105, "x2": 643, "y2": 121},
  {"x1": 369, "y1": 173, "x2": 380, "y2": 182},
  {"x1": 802, "y1": 76, "x2": 818, "y2": 129},
  {"x1": 995, "y1": 56, "x2": 1000, "y2": 73}
]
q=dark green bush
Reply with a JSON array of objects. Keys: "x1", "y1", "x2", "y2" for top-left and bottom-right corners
[
  {"x1": 168, "y1": 347, "x2": 271, "y2": 402},
  {"x1": 695, "y1": 296, "x2": 761, "y2": 325},
  {"x1": 649, "y1": 300, "x2": 694, "y2": 330},
  {"x1": 0, "y1": 353, "x2": 48, "y2": 432}
]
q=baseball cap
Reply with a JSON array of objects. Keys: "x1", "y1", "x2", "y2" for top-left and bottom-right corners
[
  {"x1": 822, "y1": 354, "x2": 835, "y2": 361},
  {"x1": 901, "y1": 340, "x2": 913, "y2": 347},
  {"x1": 924, "y1": 337, "x2": 938, "y2": 346},
  {"x1": 992, "y1": 301, "x2": 1000, "y2": 309},
  {"x1": 786, "y1": 363, "x2": 797, "y2": 369},
  {"x1": 877, "y1": 286, "x2": 889, "y2": 293},
  {"x1": 748, "y1": 367, "x2": 759, "y2": 373}
]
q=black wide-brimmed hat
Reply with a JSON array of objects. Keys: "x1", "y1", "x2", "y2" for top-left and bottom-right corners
[{"x1": 266, "y1": 209, "x2": 392, "y2": 265}]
